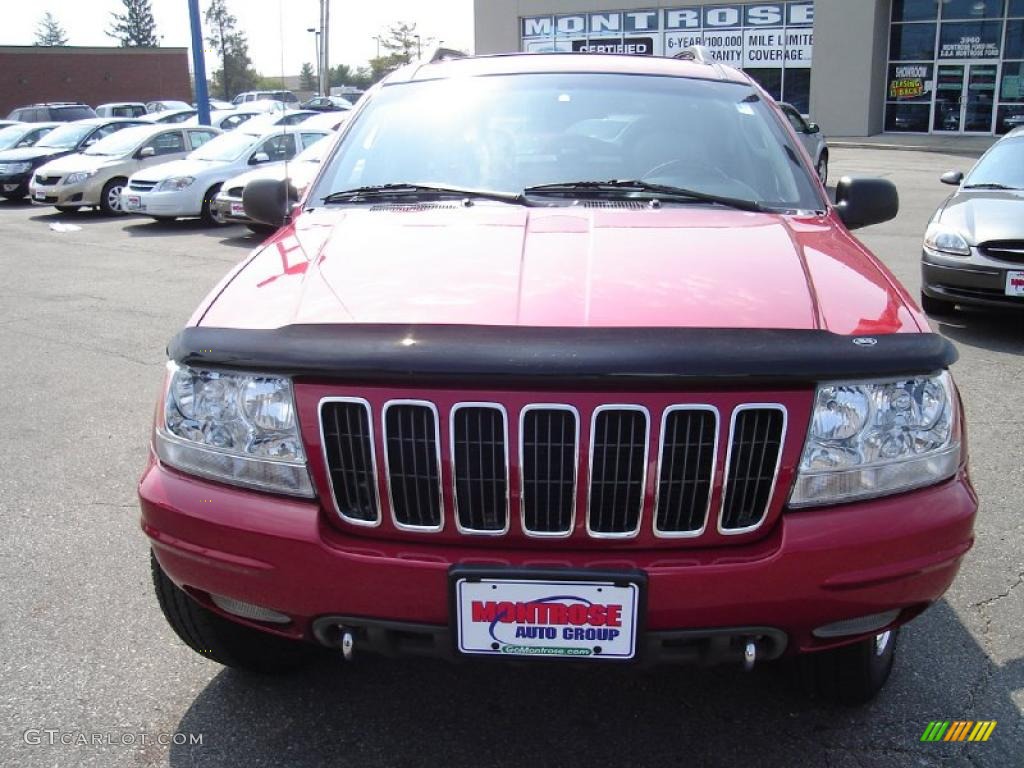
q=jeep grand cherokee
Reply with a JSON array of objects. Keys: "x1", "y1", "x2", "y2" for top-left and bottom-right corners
[{"x1": 139, "y1": 51, "x2": 976, "y2": 705}]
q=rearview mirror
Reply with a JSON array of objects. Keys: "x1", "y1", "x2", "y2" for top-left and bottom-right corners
[
  {"x1": 243, "y1": 178, "x2": 295, "y2": 228},
  {"x1": 138, "y1": 146, "x2": 156, "y2": 158},
  {"x1": 250, "y1": 151, "x2": 270, "y2": 165},
  {"x1": 805, "y1": 121, "x2": 820, "y2": 134},
  {"x1": 834, "y1": 176, "x2": 899, "y2": 230},
  {"x1": 940, "y1": 170, "x2": 964, "y2": 186}
]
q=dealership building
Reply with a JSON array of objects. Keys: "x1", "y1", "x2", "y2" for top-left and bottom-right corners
[{"x1": 473, "y1": 0, "x2": 1024, "y2": 136}]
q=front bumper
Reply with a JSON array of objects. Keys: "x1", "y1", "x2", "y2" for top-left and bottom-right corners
[
  {"x1": 922, "y1": 248, "x2": 1024, "y2": 310},
  {"x1": 140, "y1": 456, "x2": 977, "y2": 661},
  {"x1": 0, "y1": 172, "x2": 31, "y2": 197},
  {"x1": 123, "y1": 187, "x2": 202, "y2": 217},
  {"x1": 28, "y1": 178, "x2": 102, "y2": 208},
  {"x1": 212, "y1": 193, "x2": 251, "y2": 224}
]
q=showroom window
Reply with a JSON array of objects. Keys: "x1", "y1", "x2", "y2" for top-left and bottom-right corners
[{"x1": 887, "y1": 1, "x2": 1024, "y2": 133}]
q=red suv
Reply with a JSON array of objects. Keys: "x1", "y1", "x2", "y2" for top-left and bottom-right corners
[{"x1": 140, "y1": 52, "x2": 976, "y2": 704}]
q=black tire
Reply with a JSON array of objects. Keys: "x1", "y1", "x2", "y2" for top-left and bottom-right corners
[
  {"x1": 200, "y1": 184, "x2": 225, "y2": 226},
  {"x1": 150, "y1": 216, "x2": 177, "y2": 223},
  {"x1": 99, "y1": 177, "x2": 128, "y2": 215},
  {"x1": 246, "y1": 222, "x2": 276, "y2": 236},
  {"x1": 55, "y1": 205, "x2": 81, "y2": 214},
  {"x1": 817, "y1": 151, "x2": 829, "y2": 185},
  {"x1": 802, "y1": 629, "x2": 898, "y2": 706},
  {"x1": 151, "y1": 552, "x2": 315, "y2": 673},
  {"x1": 921, "y1": 292, "x2": 956, "y2": 317}
]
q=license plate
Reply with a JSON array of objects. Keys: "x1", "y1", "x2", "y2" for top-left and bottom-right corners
[
  {"x1": 1007, "y1": 270, "x2": 1024, "y2": 297},
  {"x1": 33, "y1": 191, "x2": 46, "y2": 201},
  {"x1": 230, "y1": 202, "x2": 245, "y2": 216},
  {"x1": 124, "y1": 195, "x2": 143, "y2": 211},
  {"x1": 454, "y1": 574, "x2": 640, "y2": 660}
]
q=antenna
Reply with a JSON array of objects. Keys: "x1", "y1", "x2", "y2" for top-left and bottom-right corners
[{"x1": 279, "y1": 0, "x2": 292, "y2": 226}]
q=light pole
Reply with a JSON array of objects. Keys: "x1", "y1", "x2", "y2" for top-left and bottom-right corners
[
  {"x1": 372, "y1": 35, "x2": 381, "y2": 59},
  {"x1": 307, "y1": 27, "x2": 321, "y2": 95},
  {"x1": 415, "y1": 34, "x2": 421, "y2": 60},
  {"x1": 187, "y1": 0, "x2": 210, "y2": 125}
]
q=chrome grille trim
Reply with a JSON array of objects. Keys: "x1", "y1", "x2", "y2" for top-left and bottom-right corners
[
  {"x1": 586, "y1": 405, "x2": 650, "y2": 540},
  {"x1": 450, "y1": 402, "x2": 510, "y2": 535},
  {"x1": 653, "y1": 406, "x2": 720, "y2": 538},
  {"x1": 381, "y1": 399, "x2": 444, "y2": 533},
  {"x1": 519, "y1": 404, "x2": 580, "y2": 538},
  {"x1": 717, "y1": 404, "x2": 787, "y2": 536},
  {"x1": 318, "y1": 397, "x2": 381, "y2": 527}
]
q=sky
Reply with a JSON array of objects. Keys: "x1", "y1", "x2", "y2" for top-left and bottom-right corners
[{"x1": 3, "y1": 0, "x2": 475, "y2": 75}]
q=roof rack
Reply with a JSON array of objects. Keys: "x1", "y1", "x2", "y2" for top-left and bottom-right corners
[
  {"x1": 673, "y1": 45, "x2": 716, "y2": 65},
  {"x1": 429, "y1": 47, "x2": 468, "y2": 63}
]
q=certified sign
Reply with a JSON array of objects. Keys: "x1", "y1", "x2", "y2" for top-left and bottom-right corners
[{"x1": 455, "y1": 577, "x2": 640, "y2": 660}]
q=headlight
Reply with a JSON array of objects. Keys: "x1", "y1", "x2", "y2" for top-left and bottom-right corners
[
  {"x1": 156, "y1": 176, "x2": 196, "y2": 191},
  {"x1": 790, "y1": 372, "x2": 960, "y2": 507},
  {"x1": 64, "y1": 170, "x2": 96, "y2": 185},
  {"x1": 1, "y1": 162, "x2": 32, "y2": 174},
  {"x1": 154, "y1": 362, "x2": 314, "y2": 497},
  {"x1": 923, "y1": 223, "x2": 970, "y2": 256}
]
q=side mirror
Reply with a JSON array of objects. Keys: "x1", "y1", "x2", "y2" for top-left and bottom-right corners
[
  {"x1": 834, "y1": 175, "x2": 899, "y2": 230},
  {"x1": 940, "y1": 170, "x2": 964, "y2": 186},
  {"x1": 250, "y1": 151, "x2": 270, "y2": 165},
  {"x1": 138, "y1": 146, "x2": 156, "y2": 158},
  {"x1": 805, "y1": 121, "x2": 820, "y2": 134},
  {"x1": 243, "y1": 178, "x2": 296, "y2": 227}
]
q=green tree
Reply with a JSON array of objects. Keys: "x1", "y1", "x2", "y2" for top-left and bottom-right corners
[
  {"x1": 34, "y1": 12, "x2": 69, "y2": 46},
  {"x1": 379, "y1": 21, "x2": 432, "y2": 63},
  {"x1": 107, "y1": 0, "x2": 160, "y2": 47},
  {"x1": 204, "y1": 0, "x2": 258, "y2": 100},
  {"x1": 299, "y1": 62, "x2": 317, "y2": 92}
]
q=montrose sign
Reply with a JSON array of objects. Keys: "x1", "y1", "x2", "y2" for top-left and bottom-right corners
[{"x1": 521, "y1": 2, "x2": 814, "y2": 68}]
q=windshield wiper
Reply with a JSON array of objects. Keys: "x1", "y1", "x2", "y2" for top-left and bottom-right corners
[
  {"x1": 522, "y1": 179, "x2": 768, "y2": 212},
  {"x1": 963, "y1": 182, "x2": 1021, "y2": 190},
  {"x1": 322, "y1": 183, "x2": 526, "y2": 206}
]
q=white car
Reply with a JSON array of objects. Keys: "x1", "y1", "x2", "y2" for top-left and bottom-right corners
[
  {"x1": 142, "y1": 108, "x2": 197, "y2": 125},
  {"x1": 122, "y1": 127, "x2": 328, "y2": 224},
  {"x1": 185, "y1": 109, "x2": 261, "y2": 132}
]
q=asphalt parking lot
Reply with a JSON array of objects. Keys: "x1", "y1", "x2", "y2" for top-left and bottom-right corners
[{"x1": 0, "y1": 146, "x2": 1021, "y2": 768}]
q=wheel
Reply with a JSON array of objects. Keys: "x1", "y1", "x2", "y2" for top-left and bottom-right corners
[
  {"x1": 802, "y1": 629, "x2": 899, "y2": 706},
  {"x1": 816, "y1": 152, "x2": 829, "y2": 185},
  {"x1": 921, "y1": 292, "x2": 956, "y2": 317},
  {"x1": 246, "y1": 223, "x2": 276, "y2": 236},
  {"x1": 150, "y1": 551, "x2": 315, "y2": 673},
  {"x1": 200, "y1": 184, "x2": 226, "y2": 226},
  {"x1": 99, "y1": 177, "x2": 128, "y2": 215},
  {"x1": 55, "y1": 205, "x2": 81, "y2": 214}
]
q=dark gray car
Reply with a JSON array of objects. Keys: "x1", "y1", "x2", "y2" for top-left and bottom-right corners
[{"x1": 921, "y1": 128, "x2": 1024, "y2": 316}]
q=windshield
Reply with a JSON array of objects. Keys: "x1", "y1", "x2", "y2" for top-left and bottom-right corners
[
  {"x1": 0, "y1": 125, "x2": 39, "y2": 150},
  {"x1": 189, "y1": 131, "x2": 259, "y2": 162},
  {"x1": 36, "y1": 123, "x2": 94, "y2": 149},
  {"x1": 964, "y1": 138, "x2": 1024, "y2": 189},
  {"x1": 313, "y1": 73, "x2": 823, "y2": 211},
  {"x1": 84, "y1": 126, "x2": 150, "y2": 156}
]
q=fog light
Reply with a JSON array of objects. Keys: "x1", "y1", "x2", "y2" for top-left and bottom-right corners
[
  {"x1": 812, "y1": 609, "x2": 899, "y2": 639},
  {"x1": 210, "y1": 593, "x2": 291, "y2": 624}
]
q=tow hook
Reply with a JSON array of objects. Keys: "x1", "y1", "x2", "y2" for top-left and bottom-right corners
[
  {"x1": 743, "y1": 640, "x2": 757, "y2": 672},
  {"x1": 340, "y1": 628, "x2": 355, "y2": 661}
]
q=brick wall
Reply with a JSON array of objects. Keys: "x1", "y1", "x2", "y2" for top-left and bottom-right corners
[{"x1": 0, "y1": 46, "x2": 191, "y2": 116}]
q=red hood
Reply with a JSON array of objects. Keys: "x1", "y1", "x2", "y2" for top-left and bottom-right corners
[{"x1": 197, "y1": 205, "x2": 923, "y2": 335}]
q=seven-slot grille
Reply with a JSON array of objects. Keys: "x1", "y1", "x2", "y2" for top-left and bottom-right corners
[
  {"x1": 451, "y1": 405, "x2": 508, "y2": 532},
  {"x1": 129, "y1": 179, "x2": 157, "y2": 192},
  {"x1": 319, "y1": 400, "x2": 787, "y2": 538},
  {"x1": 34, "y1": 175, "x2": 61, "y2": 186}
]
